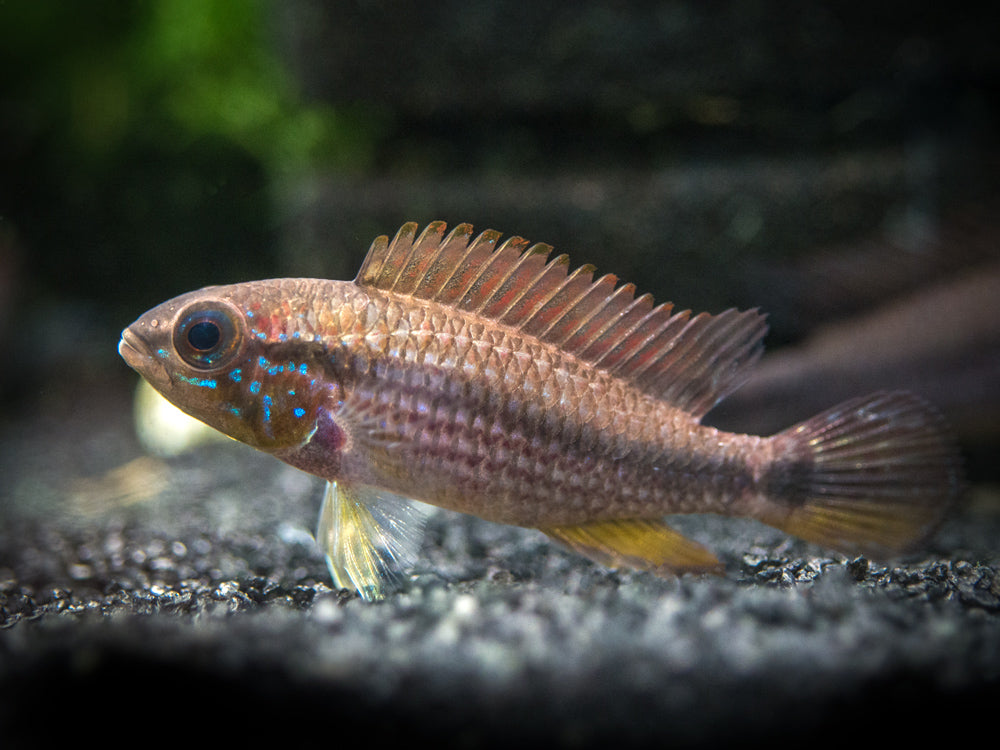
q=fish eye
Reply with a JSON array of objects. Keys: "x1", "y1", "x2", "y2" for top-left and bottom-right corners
[{"x1": 173, "y1": 302, "x2": 243, "y2": 370}]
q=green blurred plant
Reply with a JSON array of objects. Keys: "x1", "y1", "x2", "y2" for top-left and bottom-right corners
[
  {"x1": 1, "y1": 0, "x2": 383, "y2": 176},
  {"x1": 0, "y1": 0, "x2": 389, "y2": 325}
]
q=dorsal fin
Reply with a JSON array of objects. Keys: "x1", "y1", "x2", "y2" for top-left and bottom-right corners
[{"x1": 356, "y1": 222, "x2": 767, "y2": 418}]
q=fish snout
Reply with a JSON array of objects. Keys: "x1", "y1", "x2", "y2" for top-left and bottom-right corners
[{"x1": 118, "y1": 326, "x2": 158, "y2": 373}]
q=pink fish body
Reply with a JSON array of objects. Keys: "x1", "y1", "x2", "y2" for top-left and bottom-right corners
[{"x1": 119, "y1": 222, "x2": 962, "y2": 598}]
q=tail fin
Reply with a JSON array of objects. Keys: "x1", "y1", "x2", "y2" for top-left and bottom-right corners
[{"x1": 760, "y1": 391, "x2": 962, "y2": 557}]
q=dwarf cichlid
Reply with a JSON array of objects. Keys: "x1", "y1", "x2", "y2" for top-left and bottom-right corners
[{"x1": 119, "y1": 221, "x2": 962, "y2": 599}]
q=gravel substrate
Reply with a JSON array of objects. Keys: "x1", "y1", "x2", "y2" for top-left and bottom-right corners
[{"x1": 2, "y1": 388, "x2": 997, "y2": 747}]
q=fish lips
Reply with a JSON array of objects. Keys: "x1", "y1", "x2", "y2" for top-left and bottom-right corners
[
  {"x1": 118, "y1": 327, "x2": 151, "y2": 368},
  {"x1": 119, "y1": 326, "x2": 172, "y2": 387}
]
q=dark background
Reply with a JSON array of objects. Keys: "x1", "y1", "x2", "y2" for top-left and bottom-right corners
[
  {"x1": 1, "y1": 2, "x2": 998, "y2": 746},
  {"x1": 2, "y1": 1, "x2": 998, "y2": 459}
]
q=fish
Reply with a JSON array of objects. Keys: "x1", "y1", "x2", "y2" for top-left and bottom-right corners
[{"x1": 118, "y1": 221, "x2": 963, "y2": 599}]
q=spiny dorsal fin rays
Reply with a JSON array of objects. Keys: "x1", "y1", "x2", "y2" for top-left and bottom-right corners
[
  {"x1": 356, "y1": 222, "x2": 768, "y2": 418},
  {"x1": 354, "y1": 232, "x2": 390, "y2": 285},
  {"x1": 519, "y1": 261, "x2": 599, "y2": 338},
  {"x1": 539, "y1": 272, "x2": 620, "y2": 346},
  {"x1": 388, "y1": 221, "x2": 453, "y2": 296},
  {"x1": 596, "y1": 300, "x2": 675, "y2": 375},
  {"x1": 478, "y1": 242, "x2": 553, "y2": 320},
  {"x1": 496, "y1": 252, "x2": 571, "y2": 327},
  {"x1": 575, "y1": 288, "x2": 654, "y2": 364},
  {"x1": 433, "y1": 226, "x2": 501, "y2": 305},
  {"x1": 459, "y1": 235, "x2": 533, "y2": 313},
  {"x1": 560, "y1": 280, "x2": 639, "y2": 355},
  {"x1": 420, "y1": 224, "x2": 495, "y2": 302}
]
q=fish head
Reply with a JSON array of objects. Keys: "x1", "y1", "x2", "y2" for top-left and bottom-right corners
[{"x1": 119, "y1": 280, "x2": 354, "y2": 455}]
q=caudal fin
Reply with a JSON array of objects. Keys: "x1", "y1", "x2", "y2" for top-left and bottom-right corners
[{"x1": 761, "y1": 391, "x2": 962, "y2": 557}]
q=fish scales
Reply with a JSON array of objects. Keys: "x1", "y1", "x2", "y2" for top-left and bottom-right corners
[
  {"x1": 275, "y1": 283, "x2": 765, "y2": 527},
  {"x1": 120, "y1": 221, "x2": 962, "y2": 599}
]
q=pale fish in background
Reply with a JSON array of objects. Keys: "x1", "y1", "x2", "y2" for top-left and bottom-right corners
[{"x1": 134, "y1": 377, "x2": 228, "y2": 457}]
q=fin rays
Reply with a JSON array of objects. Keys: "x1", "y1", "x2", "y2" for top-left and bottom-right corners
[
  {"x1": 761, "y1": 391, "x2": 963, "y2": 555},
  {"x1": 316, "y1": 480, "x2": 431, "y2": 600},
  {"x1": 540, "y1": 519, "x2": 722, "y2": 575},
  {"x1": 356, "y1": 221, "x2": 767, "y2": 417}
]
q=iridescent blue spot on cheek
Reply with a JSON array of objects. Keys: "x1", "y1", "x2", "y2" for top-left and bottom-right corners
[
  {"x1": 229, "y1": 368, "x2": 242, "y2": 382},
  {"x1": 267, "y1": 365, "x2": 284, "y2": 376},
  {"x1": 178, "y1": 375, "x2": 217, "y2": 388},
  {"x1": 262, "y1": 394, "x2": 272, "y2": 422},
  {"x1": 229, "y1": 406, "x2": 242, "y2": 416},
  {"x1": 288, "y1": 389, "x2": 296, "y2": 396},
  {"x1": 298, "y1": 363, "x2": 308, "y2": 375},
  {"x1": 156, "y1": 348, "x2": 169, "y2": 359},
  {"x1": 258, "y1": 356, "x2": 269, "y2": 368},
  {"x1": 249, "y1": 380, "x2": 261, "y2": 394},
  {"x1": 293, "y1": 407, "x2": 306, "y2": 418},
  {"x1": 246, "y1": 310, "x2": 254, "y2": 318},
  {"x1": 278, "y1": 333, "x2": 287, "y2": 342}
]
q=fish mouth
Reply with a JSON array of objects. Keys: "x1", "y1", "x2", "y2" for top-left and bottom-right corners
[{"x1": 118, "y1": 327, "x2": 152, "y2": 371}]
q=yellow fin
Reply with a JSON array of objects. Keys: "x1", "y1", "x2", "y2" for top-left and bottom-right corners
[
  {"x1": 540, "y1": 519, "x2": 722, "y2": 576},
  {"x1": 316, "y1": 480, "x2": 430, "y2": 601}
]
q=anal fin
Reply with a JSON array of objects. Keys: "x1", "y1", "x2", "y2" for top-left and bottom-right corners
[
  {"x1": 539, "y1": 519, "x2": 722, "y2": 576},
  {"x1": 316, "y1": 480, "x2": 431, "y2": 600}
]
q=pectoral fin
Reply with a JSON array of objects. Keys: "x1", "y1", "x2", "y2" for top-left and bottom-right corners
[
  {"x1": 316, "y1": 480, "x2": 431, "y2": 600},
  {"x1": 540, "y1": 519, "x2": 722, "y2": 576}
]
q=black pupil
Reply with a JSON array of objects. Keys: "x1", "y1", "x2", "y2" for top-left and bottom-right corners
[{"x1": 188, "y1": 320, "x2": 221, "y2": 351}]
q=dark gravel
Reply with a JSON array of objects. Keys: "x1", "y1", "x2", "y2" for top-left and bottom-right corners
[{"x1": 2, "y1": 384, "x2": 997, "y2": 747}]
